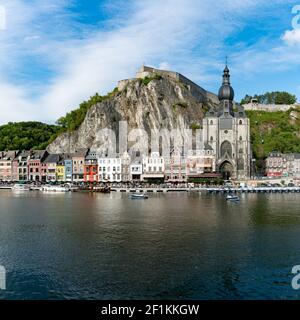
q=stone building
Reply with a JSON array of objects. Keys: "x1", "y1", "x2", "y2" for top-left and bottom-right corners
[{"x1": 202, "y1": 66, "x2": 251, "y2": 179}]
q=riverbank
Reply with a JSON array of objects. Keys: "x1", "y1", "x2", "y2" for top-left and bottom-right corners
[{"x1": 2, "y1": 184, "x2": 300, "y2": 194}]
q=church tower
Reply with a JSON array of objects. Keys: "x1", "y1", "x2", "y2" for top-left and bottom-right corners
[{"x1": 202, "y1": 65, "x2": 251, "y2": 180}]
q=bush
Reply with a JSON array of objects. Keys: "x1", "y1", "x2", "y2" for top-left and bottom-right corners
[
  {"x1": 56, "y1": 88, "x2": 119, "y2": 132},
  {"x1": 190, "y1": 123, "x2": 201, "y2": 130},
  {"x1": 173, "y1": 102, "x2": 188, "y2": 109},
  {"x1": 141, "y1": 74, "x2": 162, "y2": 86}
]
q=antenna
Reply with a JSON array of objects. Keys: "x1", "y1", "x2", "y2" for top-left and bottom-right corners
[{"x1": 225, "y1": 55, "x2": 228, "y2": 66}]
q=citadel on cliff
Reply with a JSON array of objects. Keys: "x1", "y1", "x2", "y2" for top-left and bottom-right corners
[{"x1": 0, "y1": 65, "x2": 253, "y2": 183}]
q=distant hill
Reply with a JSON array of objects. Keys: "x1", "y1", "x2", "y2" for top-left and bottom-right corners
[{"x1": 0, "y1": 122, "x2": 61, "y2": 151}]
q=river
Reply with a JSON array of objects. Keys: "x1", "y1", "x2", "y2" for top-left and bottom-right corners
[{"x1": 0, "y1": 190, "x2": 299, "y2": 299}]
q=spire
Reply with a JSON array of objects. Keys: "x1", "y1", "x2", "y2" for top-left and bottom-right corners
[
  {"x1": 222, "y1": 64, "x2": 230, "y2": 85},
  {"x1": 218, "y1": 63, "x2": 234, "y2": 103}
]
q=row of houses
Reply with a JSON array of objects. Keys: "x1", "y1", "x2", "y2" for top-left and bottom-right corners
[
  {"x1": 265, "y1": 152, "x2": 300, "y2": 179},
  {"x1": 0, "y1": 146, "x2": 218, "y2": 183}
]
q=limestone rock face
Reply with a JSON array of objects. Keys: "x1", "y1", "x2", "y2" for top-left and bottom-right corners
[{"x1": 47, "y1": 76, "x2": 218, "y2": 154}]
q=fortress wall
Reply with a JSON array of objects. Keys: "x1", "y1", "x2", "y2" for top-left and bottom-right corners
[
  {"x1": 243, "y1": 103, "x2": 297, "y2": 112},
  {"x1": 135, "y1": 66, "x2": 217, "y2": 104}
]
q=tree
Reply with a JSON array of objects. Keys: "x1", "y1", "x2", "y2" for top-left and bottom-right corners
[{"x1": 240, "y1": 91, "x2": 297, "y2": 105}]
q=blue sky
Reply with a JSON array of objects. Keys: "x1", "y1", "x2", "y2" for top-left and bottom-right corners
[{"x1": 0, "y1": 0, "x2": 299, "y2": 124}]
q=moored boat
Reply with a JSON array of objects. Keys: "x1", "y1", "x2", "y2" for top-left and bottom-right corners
[
  {"x1": 42, "y1": 185, "x2": 70, "y2": 192},
  {"x1": 131, "y1": 193, "x2": 148, "y2": 199},
  {"x1": 12, "y1": 184, "x2": 30, "y2": 192},
  {"x1": 226, "y1": 194, "x2": 240, "y2": 201}
]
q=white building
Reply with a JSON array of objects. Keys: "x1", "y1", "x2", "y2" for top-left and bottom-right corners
[
  {"x1": 130, "y1": 162, "x2": 143, "y2": 181},
  {"x1": 98, "y1": 157, "x2": 122, "y2": 182},
  {"x1": 142, "y1": 152, "x2": 165, "y2": 181}
]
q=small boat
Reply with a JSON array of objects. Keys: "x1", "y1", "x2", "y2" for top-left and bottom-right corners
[
  {"x1": 12, "y1": 184, "x2": 30, "y2": 192},
  {"x1": 42, "y1": 185, "x2": 70, "y2": 192},
  {"x1": 226, "y1": 194, "x2": 240, "y2": 201},
  {"x1": 131, "y1": 193, "x2": 149, "y2": 199}
]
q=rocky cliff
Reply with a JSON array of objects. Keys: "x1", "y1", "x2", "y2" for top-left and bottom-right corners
[{"x1": 47, "y1": 74, "x2": 219, "y2": 154}]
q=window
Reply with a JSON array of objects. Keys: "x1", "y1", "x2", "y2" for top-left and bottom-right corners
[
  {"x1": 239, "y1": 120, "x2": 243, "y2": 125},
  {"x1": 237, "y1": 158, "x2": 244, "y2": 170},
  {"x1": 210, "y1": 136, "x2": 213, "y2": 141},
  {"x1": 239, "y1": 136, "x2": 242, "y2": 141},
  {"x1": 210, "y1": 120, "x2": 213, "y2": 125},
  {"x1": 220, "y1": 141, "x2": 232, "y2": 158}
]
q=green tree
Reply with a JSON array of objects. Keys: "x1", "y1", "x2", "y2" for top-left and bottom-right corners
[{"x1": 241, "y1": 91, "x2": 297, "y2": 105}]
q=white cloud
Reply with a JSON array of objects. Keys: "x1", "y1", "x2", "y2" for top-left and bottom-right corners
[
  {"x1": 282, "y1": 29, "x2": 300, "y2": 46},
  {"x1": 0, "y1": 0, "x2": 297, "y2": 124}
]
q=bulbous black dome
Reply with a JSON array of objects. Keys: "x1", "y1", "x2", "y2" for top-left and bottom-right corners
[
  {"x1": 218, "y1": 84, "x2": 234, "y2": 101},
  {"x1": 218, "y1": 65, "x2": 234, "y2": 101}
]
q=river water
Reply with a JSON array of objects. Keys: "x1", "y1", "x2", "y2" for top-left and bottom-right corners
[{"x1": 0, "y1": 190, "x2": 300, "y2": 299}]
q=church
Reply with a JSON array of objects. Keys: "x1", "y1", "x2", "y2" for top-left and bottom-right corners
[{"x1": 202, "y1": 66, "x2": 251, "y2": 179}]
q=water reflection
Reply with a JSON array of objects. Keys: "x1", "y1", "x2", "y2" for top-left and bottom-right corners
[{"x1": 0, "y1": 191, "x2": 299, "y2": 299}]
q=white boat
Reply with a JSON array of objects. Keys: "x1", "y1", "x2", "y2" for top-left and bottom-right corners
[
  {"x1": 12, "y1": 184, "x2": 30, "y2": 192},
  {"x1": 131, "y1": 193, "x2": 149, "y2": 199},
  {"x1": 226, "y1": 194, "x2": 240, "y2": 201},
  {"x1": 42, "y1": 185, "x2": 70, "y2": 192}
]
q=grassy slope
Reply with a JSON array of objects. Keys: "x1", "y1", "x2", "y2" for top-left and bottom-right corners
[{"x1": 246, "y1": 108, "x2": 300, "y2": 161}]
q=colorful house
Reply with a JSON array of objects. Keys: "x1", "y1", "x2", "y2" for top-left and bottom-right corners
[
  {"x1": 164, "y1": 147, "x2": 187, "y2": 183},
  {"x1": 72, "y1": 149, "x2": 88, "y2": 182},
  {"x1": 84, "y1": 151, "x2": 98, "y2": 183},
  {"x1": 0, "y1": 151, "x2": 19, "y2": 181},
  {"x1": 63, "y1": 154, "x2": 73, "y2": 182},
  {"x1": 28, "y1": 150, "x2": 48, "y2": 182},
  {"x1": 44, "y1": 154, "x2": 60, "y2": 182},
  {"x1": 56, "y1": 160, "x2": 65, "y2": 182},
  {"x1": 13, "y1": 151, "x2": 30, "y2": 181},
  {"x1": 186, "y1": 146, "x2": 216, "y2": 181}
]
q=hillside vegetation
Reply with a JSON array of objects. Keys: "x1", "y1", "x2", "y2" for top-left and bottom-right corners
[
  {"x1": 0, "y1": 122, "x2": 60, "y2": 151},
  {"x1": 246, "y1": 108, "x2": 300, "y2": 160},
  {"x1": 56, "y1": 89, "x2": 118, "y2": 132}
]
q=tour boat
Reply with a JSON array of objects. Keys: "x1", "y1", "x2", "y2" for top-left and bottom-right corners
[
  {"x1": 131, "y1": 193, "x2": 149, "y2": 199},
  {"x1": 42, "y1": 185, "x2": 70, "y2": 192},
  {"x1": 12, "y1": 184, "x2": 30, "y2": 192},
  {"x1": 226, "y1": 194, "x2": 240, "y2": 201}
]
